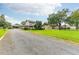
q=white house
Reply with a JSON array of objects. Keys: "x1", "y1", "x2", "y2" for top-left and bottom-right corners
[
  {"x1": 43, "y1": 22, "x2": 76, "y2": 30},
  {"x1": 24, "y1": 20, "x2": 36, "y2": 29},
  {"x1": 61, "y1": 22, "x2": 76, "y2": 29}
]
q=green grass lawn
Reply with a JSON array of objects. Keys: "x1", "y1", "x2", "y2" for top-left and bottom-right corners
[
  {"x1": 0, "y1": 29, "x2": 7, "y2": 38},
  {"x1": 28, "y1": 30, "x2": 79, "y2": 43}
]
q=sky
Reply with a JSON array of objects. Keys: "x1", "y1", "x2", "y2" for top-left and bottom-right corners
[{"x1": 0, "y1": 3, "x2": 79, "y2": 24}]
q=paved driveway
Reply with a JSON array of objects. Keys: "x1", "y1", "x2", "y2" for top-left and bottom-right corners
[{"x1": 0, "y1": 29, "x2": 79, "y2": 55}]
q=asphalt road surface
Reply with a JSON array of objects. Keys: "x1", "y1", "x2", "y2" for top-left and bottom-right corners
[{"x1": 0, "y1": 29, "x2": 79, "y2": 55}]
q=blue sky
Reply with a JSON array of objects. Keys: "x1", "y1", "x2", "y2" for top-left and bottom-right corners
[{"x1": 0, "y1": 3, "x2": 79, "y2": 24}]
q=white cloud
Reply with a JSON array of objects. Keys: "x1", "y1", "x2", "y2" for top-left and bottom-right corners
[
  {"x1": 6, "y1": 3, "x2": 62, "y2": 16},
  {"x1": 1, "y1": 0, "x2": 79, "y2": 3},
  {"x1": 0, "y1": 0, "x2": 60, "y2": 3},
  {"x1": 5, "y1": 15, "x2": 21, "y2": 25},
  {"x1": 4, "y1": 3, "x2": 62, "y2": 24}
]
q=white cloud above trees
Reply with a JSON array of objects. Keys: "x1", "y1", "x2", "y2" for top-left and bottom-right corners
[
  {"x1": 5, "y1": 3, "x2": 62, "y2": 16},
  {"x1": 3, "y1": 3, "x2": 62, "y2": 24}
]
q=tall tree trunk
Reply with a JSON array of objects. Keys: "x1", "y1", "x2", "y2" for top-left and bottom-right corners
[
  {"x1": 58, "y1": 22, "x2": 61, "y2": 30},
  {"x1": 76, "y1": 21, "x2": 78, "y2": 30}
]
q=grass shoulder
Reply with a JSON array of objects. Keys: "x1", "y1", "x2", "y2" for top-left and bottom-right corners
[
  {"x1": 26, "y1": 30, "x2": 79, "y2": 44},
  {"x1": 0, "y1": 29, "x2": 8, "y2": 38}
]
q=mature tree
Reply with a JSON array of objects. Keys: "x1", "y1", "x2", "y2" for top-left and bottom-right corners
[
  {"x1": 48, "y1": 13, "x2": 59, "y2": 29},
  {"x1": 6, "y1": 22, "x2": 12, "y2": 29},
  {"x1": 48, "y1": 9, "x2": 69, "y2": 30},
  {"x1": 0, "y1": 14, "x2": 11, "y2": 29},
  {"x1": 68, "y1": 9, "x2": 79, "y2": 29},
  {"x1": 57, "y1": 9, "x2": 69, "y2": 29},
  {"x1": 34, "y1": 21, "x2": 42, "y2": 30},
  {"x1": 0, "y1": 14, "x2": 5, "y2": 21},
  {"x1": 0, "y1": 14, "x2": 6, "y2": 28},
  {"x1": 21, "y1": 21, "x2": 26, "y2": 25},
  {"x1": 48, "y1": 14, "x2": 58, "y2": 24}
]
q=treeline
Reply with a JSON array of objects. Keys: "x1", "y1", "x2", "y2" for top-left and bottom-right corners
[
  {"x1": 20, "y1": 8, "x2": 79, "y2": 30},
  {"x1": 1, "y1": 8, "x2": 79, "y2": 30},
  {"x1": 0, "y1": 14, "x2": 12, "y2": 29},
  {"x1": 47, "y1": 8, "x2": 79, "y2": 30}
]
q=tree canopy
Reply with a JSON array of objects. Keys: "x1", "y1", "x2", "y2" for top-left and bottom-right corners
[
  {"x1": 48, "y1": 9, "x2": 69, "y2": 30},
  {"x1": 0, "y1": 14, "x2": 11, "y2": 29}
]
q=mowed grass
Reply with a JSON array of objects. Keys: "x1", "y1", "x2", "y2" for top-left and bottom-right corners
[
  {"x1": 28, "y1": 30, "x2": 79, "y2": 43},
  {"x1": 0, "y1": 29, "x2": 7, "y2": 38}
]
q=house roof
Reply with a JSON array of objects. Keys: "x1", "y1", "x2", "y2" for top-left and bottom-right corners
[
  {"x1": 25, "y1": 20, "x2": 36, "y2": 26},
  {"x1": 26, "y1": 20, "x2": 36, "y2": 23}
]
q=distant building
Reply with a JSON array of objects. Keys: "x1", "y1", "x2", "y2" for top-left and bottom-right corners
[
  {"x1": 42, "y1": 22, "x2": 52, "y2": 30},
  {"x1": 61, "y1": 22, "x2": 76, "y2": 29},
  {"x1": 22, "y1": 20, "x2": 36, "y2": 29},
  {"x1": 43, "y1": 22, "x2": 76, "y2": 30},
  {"x1": 43, "y1": 25, "x2": 52, "y2": 30}
]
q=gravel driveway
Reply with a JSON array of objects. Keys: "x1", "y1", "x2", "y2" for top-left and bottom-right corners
[{"x1": 0, "y1": 29, "x2": 79, "y2": 55}]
